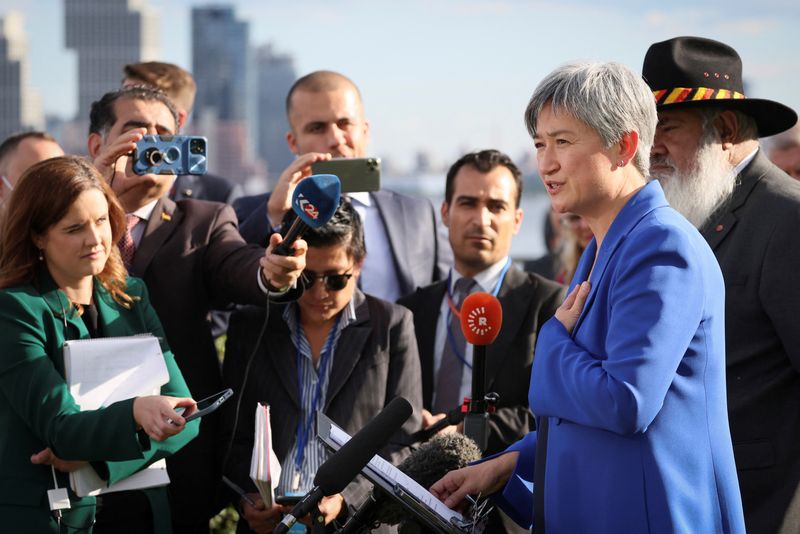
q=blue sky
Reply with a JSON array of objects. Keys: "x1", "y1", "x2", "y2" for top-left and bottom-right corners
[{"x1": 5, "y1": 0, "x2": 799, "y2": 171}]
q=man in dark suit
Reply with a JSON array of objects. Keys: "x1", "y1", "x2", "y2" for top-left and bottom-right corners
[
  {"x1": 87, "y1": 85, "x2": 308, "y2": 533},
  {"x1": 399, "y1": 149, "x2": 562, "y2": 533},
  {"x1": 222, "y1": 200, "x2": 422, "y2": 533},
  {"x1": 234, "y1": 70, "x2": 451, "y2": 302},
  {"x1": 644, "y1": 36, "x2": 800, "y2": 534}
]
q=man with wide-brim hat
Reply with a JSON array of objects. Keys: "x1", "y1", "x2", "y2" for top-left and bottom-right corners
[{"x1": 644, "y1": 35, "x2": 800, "y2": 534}]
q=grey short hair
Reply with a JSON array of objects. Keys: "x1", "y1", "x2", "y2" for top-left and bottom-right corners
[
  {"x1": 524, "y1": 62, "x2": 657, "y2": 178},
  {"x1": 697, "y1": 108, "x2": 759, "y2": 144}
]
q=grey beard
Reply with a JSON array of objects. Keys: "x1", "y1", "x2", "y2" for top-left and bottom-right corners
[{"x1": 652, "y1": 143, "x2": 737, "y2": 229}]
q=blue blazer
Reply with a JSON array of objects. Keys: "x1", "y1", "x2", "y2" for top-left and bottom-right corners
[{"x1": 493, "y1": 181, "x2": 745, "y2": 533}]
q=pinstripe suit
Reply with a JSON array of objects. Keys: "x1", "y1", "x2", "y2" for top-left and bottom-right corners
[{"x1": 221, "y1": 289, "x2": 423, "y2": 528}]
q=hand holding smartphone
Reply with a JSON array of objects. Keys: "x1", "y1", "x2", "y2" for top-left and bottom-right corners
[{"x1": 173, "y1": 388, "x2": 233, "y2": 424}]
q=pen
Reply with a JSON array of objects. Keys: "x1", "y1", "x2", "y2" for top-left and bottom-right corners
[{"x1": 222, "y1": 476, "x2": 258, "y2": 508}]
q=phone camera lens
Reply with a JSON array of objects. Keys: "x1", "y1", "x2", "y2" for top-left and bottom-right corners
[
  {"x1": 165, "y1": 147, "x2": 181, "y2": 163},
  {"x1": 144, "y1": 147, "x2": 163, "y2": 166},
  {"x1": 190, "y1": 139, "x2": 206, "y2": 155}
]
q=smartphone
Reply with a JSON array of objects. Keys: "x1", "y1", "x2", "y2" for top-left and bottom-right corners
[
  {"x1": 181, "y1": 388, "x2": 233, "y2": 423},
  {"x1": 275, "y1": 494, "x2": 303, "y2": 506},
  {"x1": 311, "y1": 157, "x2": 381, "y2": 193},
  {"x1": 132, "y1": 135, "x2": 208, "y2": 176}
]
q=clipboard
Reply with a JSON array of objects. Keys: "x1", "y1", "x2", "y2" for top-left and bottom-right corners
[{"x1": 316, "y1": 413, "x2": 479, "y2": 534}]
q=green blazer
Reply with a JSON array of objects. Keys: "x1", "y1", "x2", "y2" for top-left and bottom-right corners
[{"x1": 0, "y1": 269, "x2": 199, "y2": 533}]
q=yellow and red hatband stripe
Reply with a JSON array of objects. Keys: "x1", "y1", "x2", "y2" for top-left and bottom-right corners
[{"x1": 653, "y1": 87, "x2": 746, "y2": 105}]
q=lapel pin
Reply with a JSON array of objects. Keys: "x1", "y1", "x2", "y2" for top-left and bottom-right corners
[
  {"x1": 161, "y1": 212, "x2": 172, "y2": 222},
  {"x1": 715, "y1": 224, "x2": 724, "y2": 232}
]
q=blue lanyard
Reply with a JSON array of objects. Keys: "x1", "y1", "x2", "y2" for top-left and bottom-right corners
[
  {"x1": 293, "y1": 312, "x2": 337, "y2": 475},
  {"x1": 444, "y1": 258, "x2": 511, "y2": 368}
]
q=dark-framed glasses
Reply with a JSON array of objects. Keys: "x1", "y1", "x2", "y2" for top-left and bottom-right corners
[{"x1": 302, "y1": 269, "x2": 354, "y2": 291}]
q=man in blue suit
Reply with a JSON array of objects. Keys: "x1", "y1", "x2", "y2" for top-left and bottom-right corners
[
  {"x1": 234, "y1": 71, "x2": 451, "y2": 302},
  {"x1": 431, "y1": 61, "x2": 744, "y2": 533}
]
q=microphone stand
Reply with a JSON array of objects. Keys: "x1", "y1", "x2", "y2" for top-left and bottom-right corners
[{"x1": 463, "y1": 345, "x2": 499, "y2": 452}]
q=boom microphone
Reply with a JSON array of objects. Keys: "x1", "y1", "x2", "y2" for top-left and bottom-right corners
[
  {"x1": 275, "y1": 396, "x2": 413, "y2": 534},
  {"x1": 340, "y1": 433, "x2": 482, "y2": 533},
  {"x1": 273, "y1": 174, "x2": 341, "y2": 256},
  {"x1": 460, "y1": 292, "x2": 502, "y2": 451}
]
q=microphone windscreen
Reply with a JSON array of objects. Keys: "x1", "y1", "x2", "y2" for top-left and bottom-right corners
[
  {"x1": 460, "y1": 292, "x2": 503, "y2": 345},
  {"x1": 314, "y1": 396, "x2": 412, "y2": 495},
  {"x1": 291, "y1": 174, "x2": 341, "y2": 228}
]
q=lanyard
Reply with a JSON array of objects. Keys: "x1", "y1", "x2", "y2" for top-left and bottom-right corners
[
  {"x1": 293, "y1": 312, "x2": 337, "y2": 480},
  {"x1": 444, "y1": 258, "x2": 511, "y2": 368}
]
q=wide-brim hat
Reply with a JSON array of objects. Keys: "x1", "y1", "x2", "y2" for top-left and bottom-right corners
[{"x1": 642, "y1": 36, "x2": 797, "y2": 137}]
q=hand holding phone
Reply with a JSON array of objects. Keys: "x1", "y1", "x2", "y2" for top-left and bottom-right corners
[{"x1": 174, "y1": 388, "x2": 233, "y2": 423}]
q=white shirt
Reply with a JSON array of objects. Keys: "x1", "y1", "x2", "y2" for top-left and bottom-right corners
[
  {"x1": 431, "y1": 257, "x2": 510, "y2": 411},
  {"x1": 348, "y1": 192, "x2": 402, "y2": 302},
  {"x1": 128, "y1": 200, "x2": 159, "y2": 248}
]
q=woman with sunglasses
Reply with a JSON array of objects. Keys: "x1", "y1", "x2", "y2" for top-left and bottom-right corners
[
  {"x1": 0, "y1": 156, "x2": 199, "y2": 533},
  {"x1": 221, "y1": 199, "x2": 423, "y2": 533}
]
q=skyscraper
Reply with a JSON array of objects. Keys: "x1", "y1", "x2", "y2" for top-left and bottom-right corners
[
  {"x1": 64, "y1": 0, "x2": 158, "y2": 120},
  {"x1": 254, "y1": 43, "x2": 296, "y2": 180},
  {"x1": 191, "y1": 5, "x2": 258, "y2": 182},
  {"x1": 0, "y1": 12, "x2": 44, "y2": 140}
]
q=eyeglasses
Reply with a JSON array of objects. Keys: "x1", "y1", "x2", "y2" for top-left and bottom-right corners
[{"x1": 302, "y1": 269, "x2": 354, "y2": 291}]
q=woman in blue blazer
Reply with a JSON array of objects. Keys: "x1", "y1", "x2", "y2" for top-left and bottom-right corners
[
  {"x1": 432, "y1": 62, "x2": 745, "y2": 533},
  {"x1": 0, "y1": 157, "x2": 199, "y2": 533}
]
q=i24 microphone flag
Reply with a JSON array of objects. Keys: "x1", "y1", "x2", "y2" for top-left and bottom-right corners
[
  {"x1": 274, "y1": 396, "x2": 413, "y2": 534},
  {"x1": 460, "y1": 292, "x2": 503, "y2": 452},
  {"x1": 273, "y1": 173, "x2": 341, "y2": 256}
]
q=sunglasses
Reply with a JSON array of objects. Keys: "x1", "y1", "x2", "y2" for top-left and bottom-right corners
[{"x1": 302, "y1": 269, "x2": 354, "y2": 291}]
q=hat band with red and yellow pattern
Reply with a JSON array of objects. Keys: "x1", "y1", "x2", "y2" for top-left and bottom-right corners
[{"x1": 652, "y1": 87, "x2": 746, "y2": 106}]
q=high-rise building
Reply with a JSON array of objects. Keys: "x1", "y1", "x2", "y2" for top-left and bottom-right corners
[
  {"x1": 191, "y1": 5, "x2": 257, "y2": 183},
  {"x1": 254, "y1": 43, "x2": 295, "y2": 181},
  {"x1": 191, "y1": 5, "x2": 249, "y2": 122},
  {"x1": 64, "y1": 0, "x2": 158, "y2": 120},
  {"x1": 0, "y1": 12, "x2": 44, "y2": 140}
]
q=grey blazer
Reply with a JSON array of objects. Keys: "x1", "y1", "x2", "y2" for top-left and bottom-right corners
[
  {"x1": 221, "y1": 290, "x2": 423, "y2": 525},
  {"x1": 699, "y1": 150, "x2": 800, "y2": 534}
]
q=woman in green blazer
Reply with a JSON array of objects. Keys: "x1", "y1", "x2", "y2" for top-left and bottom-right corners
[{"x1": 0, "y1": 156, "x2": 199, "y2": 533}]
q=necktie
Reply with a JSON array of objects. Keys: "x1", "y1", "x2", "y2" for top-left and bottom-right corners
[
  {"x1": 119, "y1": 214, "x2": 141, "y2": 270},
  {"x1": 433, "y1": 276, "x2": 476, "y2": 414}
]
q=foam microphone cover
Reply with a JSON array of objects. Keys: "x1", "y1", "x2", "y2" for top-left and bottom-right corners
[
  {"x1": 291, "y1": 173, "x2": 341, "y2": 228},
  {"x1": 459, "y1": 292, "x2": 503, "y2": 345},
  {"x1": 314, "y1": 396, "x2": 412, "y2": 495}
]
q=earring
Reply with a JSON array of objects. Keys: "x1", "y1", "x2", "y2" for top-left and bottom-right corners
[
  {"x1": 38, "y1": 249, "x2": 43, "y2": 261},
  {"x1": 618, "y1": 160, "x2": 625, "y2": 167}
]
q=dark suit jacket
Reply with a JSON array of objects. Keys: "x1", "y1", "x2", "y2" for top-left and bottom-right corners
[
  {"x1": 699, "y1": 151, "x2": 800, "y2": 534},
  {"x1": 130, "y1": 196, "x2": 295, "y2": 530},
  {"x1": 398, "y1": 265, "x2": 563, "y2": 455},
  {"x1": 171, "y1": 173, "x2": 243, "y2": 205},
  {"x1": 0, "y1": 271, "x2": 197, "y2": 533},
  {"x1": 221, "y1": 290, "x2": 423, "y2": 529},
  {"x1": 234, "y1": 189, "x2": 452, "y2": 298}
]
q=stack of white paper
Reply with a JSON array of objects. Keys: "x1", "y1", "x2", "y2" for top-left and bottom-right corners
[
  {"x1": 63, "y1": 335, "x2": 170, "y2": 497},
  {"x1": 250, "y1": 403, "x2": 282, "y2": 507}
]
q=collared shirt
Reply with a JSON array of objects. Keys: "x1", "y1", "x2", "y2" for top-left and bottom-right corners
[
  {"x1": 349, "y1": 192, "x2": 403, "y2": 302},
  {"x1": 735, "y1": 147, "x2": 759, "y2": 176},
  {"x1": 128, "y1": 199, "x2": 159, "y2": 248},
  {"x1": 276, "y1": 299, "x2": 357, "y2": 494},
  {"x1": 431, "y1": 257, "x2": 509, "y2": 410}
]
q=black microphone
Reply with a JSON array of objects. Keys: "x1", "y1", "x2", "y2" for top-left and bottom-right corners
[
  {"x1": 460, "y1": 293, "x2": 503, "y2": 452},
  {"x1": 275, "y1": 396, "x2": 413, "y2": 534},
  {"x1": 272, "y1": 174, "x2": 340, "y2": 256},
  {"x1": 410, "y1": 406, "x2": 465, "y2": 443},
  {"x1": 340, "y1": 433, "x2": 482, "y2": 533}
]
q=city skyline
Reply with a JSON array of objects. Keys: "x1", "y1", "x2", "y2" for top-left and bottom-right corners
[{"x1": 2, "y1": 0, "x2": 799, "y2": 174}]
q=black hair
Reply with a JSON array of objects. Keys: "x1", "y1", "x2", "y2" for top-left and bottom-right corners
[
  {"x1": 89, "y1": 86, "x2": 179, "y2": 136},
  {"x1": 445, "y1": 149, "x2": 523, "y2": 207}
]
